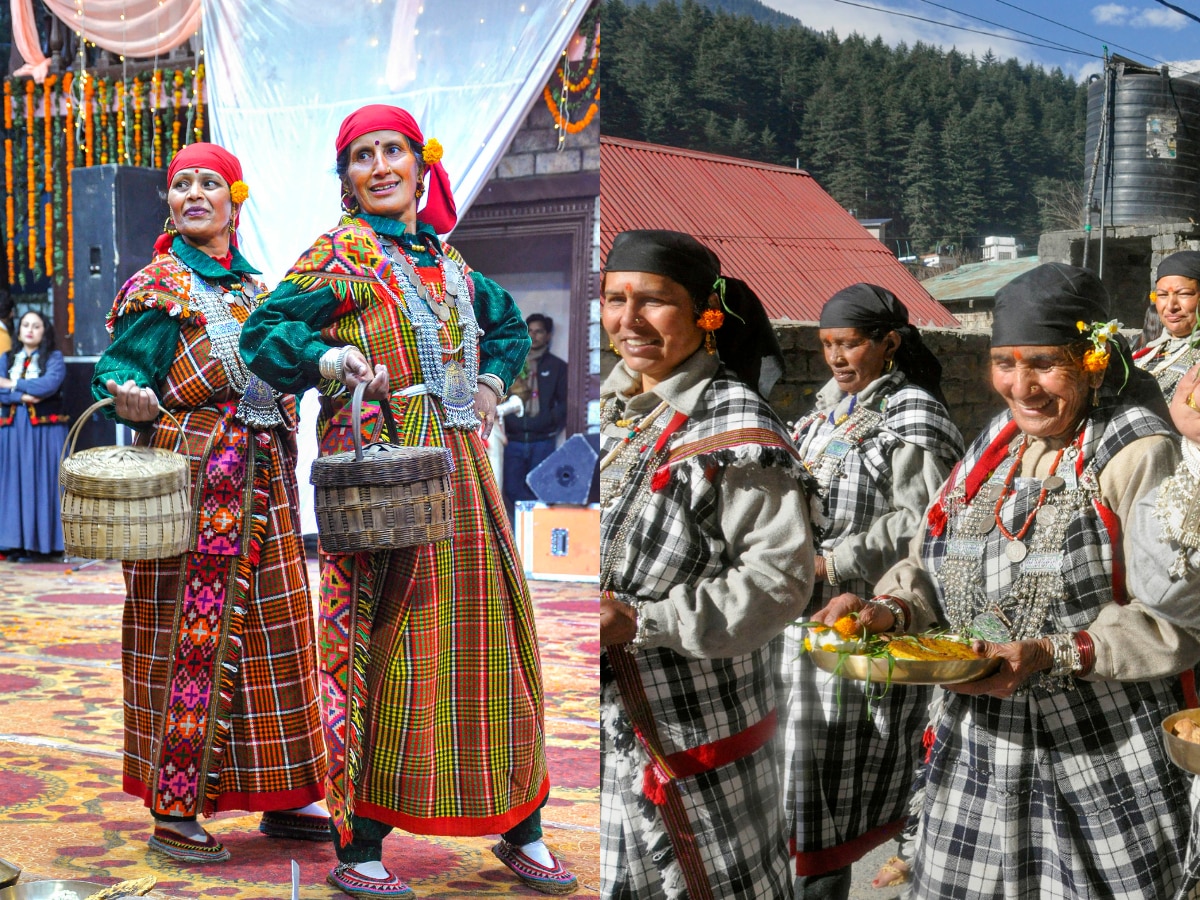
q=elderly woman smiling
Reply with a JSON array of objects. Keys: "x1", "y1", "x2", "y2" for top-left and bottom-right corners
[
  {"x1": 814, "y1": 262, "x2": 1200, "y2": 899},
  {"x1": 1134, "y1": 249, "x2": 1200, "y2": 400},
  {"x1": 599, "y1": 229, "x2": 813, "y2": 900}
]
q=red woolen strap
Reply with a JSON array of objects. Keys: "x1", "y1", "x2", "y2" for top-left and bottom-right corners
[{"x1": 1074, "y1": 631, "x2": 1096, "y2": 677}]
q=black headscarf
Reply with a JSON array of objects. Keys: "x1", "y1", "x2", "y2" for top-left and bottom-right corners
[
  {"x1": 820, "y1": 283, "x2": 946, "y2": 405},
  {"x1": 604, "y1": 229, "x2": 784, "y2": 398},
  {"x1": 992, "y1": 262, "x2": 1167, "y2": 417},
  {"x1": 1157, "y1": 250, "x2": 1200, "y2": 283}
]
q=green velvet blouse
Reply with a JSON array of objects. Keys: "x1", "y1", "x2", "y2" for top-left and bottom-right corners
[
  {"x1": 239, "y1": 216, "x2": 531, "y2": 395},
  {"x1": 90, "y1": 237, "x2": 261, "y2": 429}
]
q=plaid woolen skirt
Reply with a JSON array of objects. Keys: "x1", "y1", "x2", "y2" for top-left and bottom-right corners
[
  {"x1": 320, "y1": 423, "x2": 548, "y2": 836},
  {"x1": 121, "y1": 406, "x2": 326, "y2": 814}
]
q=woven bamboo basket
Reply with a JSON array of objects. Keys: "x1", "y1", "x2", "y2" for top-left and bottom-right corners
[
  {"x1": 311, "y1": 382, "x2": 455, "y2": 554},
  {"x1": 59, "y1": 397, "x2": 192, "y2": 560}
]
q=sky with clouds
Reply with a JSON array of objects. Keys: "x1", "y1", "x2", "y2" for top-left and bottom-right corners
[{"x1": 760, "y1": 0, "x2": 1200, "y2": 82}]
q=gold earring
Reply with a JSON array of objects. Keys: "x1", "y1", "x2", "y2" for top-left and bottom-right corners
[
  {"x1": 415, "y1": 184, "x2": 425, "y2": 199},
  {"x1": 704, "y1": 331, "x2": 717, "y2": 355},
  {"x1": 885, "y1": 358, "x2": 895, "y2": 373},
  {"x1": 340, "y1": 188, "x2": 359, "y2": 215},
  {"x1": 228, "y1": 220, "x2": 237, "y2": 234},
  {"x1": 163, "y1": 216, "x2": 177, "y2": 235}
]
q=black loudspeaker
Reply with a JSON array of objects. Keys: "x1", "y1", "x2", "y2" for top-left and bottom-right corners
[
  {"x1": 526, "y1": 434, "x2": 598, "y2": 505},
  {"x1": 71, "y1": 165, "x2": 167, "y2": 356},
  {"x1": 61, "y1": 357, "x2": 115, "y2": 452}
]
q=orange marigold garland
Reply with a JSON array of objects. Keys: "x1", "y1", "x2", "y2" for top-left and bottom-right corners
[
  {"x1": 4, "y1": 80, "x2": 13, "y2": 284},
  {"x1": 115, "y1": 78, "x2": 126, "y2": 164},
  {"x1": 98, "y1": 78, "x2": 109, "y2": 164},
  {"x1": 171, "y1": 69, "x2": 183, "y2": 155},
  {"x1": 193, "y1": 63, "x2": 205, "y2": 142},
  {"x1": 543, "y1": 27, "x2": 600, "y2": 141},
  {"x1": 25, "y1": 79, "x2": 36, "y2": 279},
  {"x1": 131, "y1": 75, "x2": 142, "y2": 167},
  {"x1": 84, "y1": 75, "x2": 94, "y2": 167},
  {"x1": 151, "y1": 69, "x2": 162, "y2": 167},
  {"x1": 63, "y1": 71, "x2": 75, "y2": 301},
  {"x1": 43, "y1": 75, "x2": 55, "y2": 277}
]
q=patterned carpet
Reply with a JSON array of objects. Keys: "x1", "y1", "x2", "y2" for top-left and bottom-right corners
[{"x1": 0, "y1": 559, "x2": 599, "y2": 899}]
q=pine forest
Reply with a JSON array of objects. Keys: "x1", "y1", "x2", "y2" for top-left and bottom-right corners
[{"x1": 602, "y1": 0, "x2": 1091, "y2": 257}]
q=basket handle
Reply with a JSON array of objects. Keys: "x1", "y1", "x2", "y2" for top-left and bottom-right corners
[
  {"x1": 60, "y1": 396, "x2": 188, "y2": 470},
  {"x1": 349, "y1": 381, "x2": 402, "y2": 462}
]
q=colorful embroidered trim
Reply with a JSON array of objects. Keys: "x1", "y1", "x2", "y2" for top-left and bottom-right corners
[
  {"x1": 147, "y1": 825, "x2": 231, "y2": 863},
  {"x1": 327, "y1": 863, "x2": 414, "y2": 898},
  {"x1": 320, "y1": 550, "x2": 386, "y2": 846},
  {"x1": 106, "y1": 256, "x2": 204, "y2": 333},
  {"x1": 491, "y1": 841, "x2": 578, "y2": 895},
  {"x1": 150, "y1": 417, "x2": 268, "y2": 818}
]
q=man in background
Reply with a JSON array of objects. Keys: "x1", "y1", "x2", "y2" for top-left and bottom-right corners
[{"x1": 504, "y1": 313, "x2": 568, "y2": 524}]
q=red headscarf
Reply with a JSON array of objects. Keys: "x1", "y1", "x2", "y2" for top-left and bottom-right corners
[
  {"x1": 335, "y1": 104, "x2": 457, "y2": 234},
  {"x1": 154, "y1": 142, "x2": 248, "y2": 256}
]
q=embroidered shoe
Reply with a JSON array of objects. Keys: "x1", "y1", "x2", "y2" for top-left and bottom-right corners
[
  {"x1": 259, "y1": 809, "x2": 333, "y2": 842},
  {"x1": 147, "y1": 825, "x2": 231, "y2": 863},
  {"x1": 491, "y1": 840, "x2": 578, "y2": 895},
  {"x1": 326, "y1": 863, "x2": 415, "y2": 898}
]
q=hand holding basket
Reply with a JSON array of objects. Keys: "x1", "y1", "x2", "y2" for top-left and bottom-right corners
[{"x1": 310, "y1": 382, "x2": 455, "y2": 554}]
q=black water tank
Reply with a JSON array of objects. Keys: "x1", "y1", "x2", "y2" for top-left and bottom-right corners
[{"x1": 1085, "y1": 68, "x2": 1200, "y2": 225}]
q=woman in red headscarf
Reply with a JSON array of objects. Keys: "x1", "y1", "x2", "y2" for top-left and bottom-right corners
[
  {"x1": 241, "y1": 106, "x2": 575, "y2": 898},
  {"x1": 91, "y1": 143, "x2": 328, "y2": 862}
]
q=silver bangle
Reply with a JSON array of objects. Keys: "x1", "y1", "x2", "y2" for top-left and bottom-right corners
[
  {"x1": 629, "y1": 602, "x2": 651, "y2": 652},
  {"x1": 871, "y1": 597, "x2": 908, "y2": 634},
  {"x1": 319, "y1": 345, "x2": 353, "y2": 382},
  {"x1": 477, "y1": 373, "x2": 506, "y2": 402},
  {"x1": 825, "y1": 553, "x2": 840, "y2": 587},
  {"x1": 1046, "y1": 632, "x2": 1080, "y2": 678}
]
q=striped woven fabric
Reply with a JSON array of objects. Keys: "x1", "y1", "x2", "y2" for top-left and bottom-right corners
[
  {"x1": 301, "y1": 225, "x2": 549, "y2": 840},
  {"x1": 117, "y1": 292, "x2": 325, "y2": 816}
]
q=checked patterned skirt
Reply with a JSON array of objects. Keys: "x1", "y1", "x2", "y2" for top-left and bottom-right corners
[{"x1": 121, "y1": 407, "x2": 325, "y2": 817}]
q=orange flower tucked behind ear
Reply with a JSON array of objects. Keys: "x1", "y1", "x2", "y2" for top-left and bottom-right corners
[{"x1": 697, "y1": 308, "x2": 724, "y2": 331}]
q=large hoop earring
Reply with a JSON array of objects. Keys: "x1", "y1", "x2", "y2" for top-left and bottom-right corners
[
  {"x1": 884, "y1": 358, "x2": 895, "y2": 373},
  {"x1": 163, "y1": 215, "x2": 178, "y2": 236},
  {"x1": 340, "y1": 188, "x2": 359, "y2": 215}
]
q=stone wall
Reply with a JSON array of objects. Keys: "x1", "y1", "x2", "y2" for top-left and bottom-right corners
[
  {"x1": 491, "y1": 97, "x2": 600, "y2": 182},
  {"x1": 772, "y1": 324, "x2": 1001, "y2": 445}
]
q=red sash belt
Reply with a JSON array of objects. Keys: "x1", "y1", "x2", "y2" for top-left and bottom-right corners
[{"x1": 641, "y1": 709, "x2": 777, "y2": 806}]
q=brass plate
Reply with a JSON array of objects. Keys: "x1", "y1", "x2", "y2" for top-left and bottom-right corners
[{"x1": 809, "y1": 642, "x2": 1000, "y2": 685}]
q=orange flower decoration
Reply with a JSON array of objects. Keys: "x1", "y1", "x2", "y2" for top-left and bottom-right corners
[
  {"x1": 229, "y1": 180, "x2": 249, "y2": 204},
  {"x1": 1083, "y1": 348, "x2": 1110, "y2": 374},
  {"x1": 697, "y1": 308, "x2": 724, "y2": 331}
]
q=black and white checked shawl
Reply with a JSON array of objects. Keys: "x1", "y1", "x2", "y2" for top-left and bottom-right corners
[
  {"x1": 600, "y1": 372, "x2": 803, "y2": 900},
  {"x1": 912, "y1": 404, "x2": 1194, "y2": 899},
  {"x1": 777, "y1": 379, "x2": 963, "y2": 873},
  {"x1": 1134, "y1": 336, "x2": 1200, "y2": 401}
]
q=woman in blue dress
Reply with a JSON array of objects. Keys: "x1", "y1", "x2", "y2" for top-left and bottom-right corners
[{"x1": 0, "y1": 310, "x2": 68, "y2": 560}]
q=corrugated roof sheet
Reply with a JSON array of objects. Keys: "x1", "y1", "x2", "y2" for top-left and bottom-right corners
[
  {"x1": 922, "y1": 257, "x2": 1042, "y2": 302},
  {"x1": 600, "y1": 136, "x2": 959, "y2": 327}
]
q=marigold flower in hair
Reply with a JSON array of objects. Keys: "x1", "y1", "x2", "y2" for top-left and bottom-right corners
[
  {"x1": 229, "y1": 180, "x2": 249, "y2": 204},
  {"x1": 422, "y1": 138, "x2": 443, "y2": 165},
  {"x1": 1077, "y1": 319, "x2": 1122, "y2": 374},
  {"x1": 697, "y1": 308, "x2": 724, "y2": 331}
]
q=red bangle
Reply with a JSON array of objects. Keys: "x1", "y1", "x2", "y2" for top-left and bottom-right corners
[{"x1": 1074, "y1": 631, "x2": 1095, "y2": 677}]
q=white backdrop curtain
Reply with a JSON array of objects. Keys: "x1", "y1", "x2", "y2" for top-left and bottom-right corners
[
  {"x1": 11, "y1": 0, "x2": 201, "y2": 81},
  {"x1": 202, "y1": 0, "x2": 589, "y2": 531}
]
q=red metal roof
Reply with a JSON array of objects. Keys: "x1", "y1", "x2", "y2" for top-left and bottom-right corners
[{"x1": 600, "y1": 137, "x2": 959, "y2": 327}]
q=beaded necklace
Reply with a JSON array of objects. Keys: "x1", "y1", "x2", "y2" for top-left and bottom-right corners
[
  {"x1": 384, "y1": 235, "x2": 456, "y2": 322},
  {"x1": 600, "y1": 401, "x2": 670, "y2": 510},
  {"x1": 378, "y1": 234, "x2": 481, "y2": 430},
  {"x1": 992, "y1": 436, "x2": 1070, "y2": 562}
]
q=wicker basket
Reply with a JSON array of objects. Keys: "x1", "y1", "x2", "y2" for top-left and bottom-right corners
[
  {"x1": 310, "y1": 383, "x2": 455, "y2": 554},
  {"x1": 59, "y1": 398, "x2": 192, "y2": 560}
]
